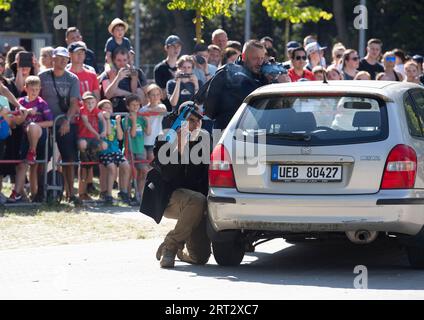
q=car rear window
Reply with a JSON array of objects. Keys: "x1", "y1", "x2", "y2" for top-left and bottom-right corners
[{"x1": 236, "y1": 95, "x2": 388, "y2": 146}]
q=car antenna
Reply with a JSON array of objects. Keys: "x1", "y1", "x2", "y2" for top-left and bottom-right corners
[
  {"x1": 317, "y1": 50, "x2": 328, "y2": 84},
  {"x1": 322, "y1": 68, "x2": 328, "y2": 84}
]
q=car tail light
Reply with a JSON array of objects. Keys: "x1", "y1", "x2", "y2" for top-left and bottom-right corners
[
  {"x1": 381, "y1": 144, "x2": 417, "y2": 189},
  {"x1": 209, "y1": 144, "x2": 236, "y2": 188}
]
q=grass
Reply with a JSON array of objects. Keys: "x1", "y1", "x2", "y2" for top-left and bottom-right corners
[
  {"x1": 0, "y1": 176, "x2": 176, "y2": 251},
  {"x1": 0, "y1": 209, "x2": 152, "y2": 250}
]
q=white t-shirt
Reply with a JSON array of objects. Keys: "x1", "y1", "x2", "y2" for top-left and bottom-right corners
[{"x1": 140, "y1": 104, "x2": 166, "y2": 146}]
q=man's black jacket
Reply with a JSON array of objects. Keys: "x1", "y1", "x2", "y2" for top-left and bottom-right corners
[
  {"x1": 203, "y1": 61, "x2": 267, "y2": 130},
  {"x1": 140, "y1": 132, "x2": 210, "y2": 223}
]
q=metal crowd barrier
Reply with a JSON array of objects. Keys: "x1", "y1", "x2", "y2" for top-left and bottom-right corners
[
  {"x1": 2, "y1": 107, "x2": 211, "y2": 206},
  {"x1": 48, "y1": 111, "x2": 166, "y2": 204},
  {"x1": 0, "y1": 125, "x2": 51, "y2": 207}
]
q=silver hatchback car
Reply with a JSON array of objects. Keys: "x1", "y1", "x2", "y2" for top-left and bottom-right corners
[{"x1": 207, "y1": 80, "x2": 424, "y2": 268}]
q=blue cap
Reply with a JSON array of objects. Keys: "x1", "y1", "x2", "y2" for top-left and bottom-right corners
[
  {"x1": 68, "y1": 41, "x2": 87, "y2": 54},
  {"x1": 165, "y1": 35, "x2": 182, "y2": 47},
  {"x1": 413, "y1": 55, "x2": 423, "y2": 64}
]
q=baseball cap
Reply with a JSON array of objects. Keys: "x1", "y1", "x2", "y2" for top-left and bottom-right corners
[
  {"x1": 165, "y1": 35, "x2": 182, "y2": 47},
  {"x1": 413, "y1": 54, "x2": 424, "y2": 64},
  {"x1": 82, "y1": 91, "x2": 97, "y2": 101},
  {"x1": 68, "y1": 41, "x2": 87, "y2": 53},
  {"x1": 52, "y1": 46, "x2": 70, "y2": 58},
  {"x1": 287, "y1": 41, "x2": 301, "y2": 50},
  {"x1": 305, "y1": 42, "x2": 327, "y2": 56},
  {"x1": 178, "y1": 101, "x2": 203, "y2": 119},
  {"x1": 261, "y1": 36, "x2": 274, "y2": 43}
]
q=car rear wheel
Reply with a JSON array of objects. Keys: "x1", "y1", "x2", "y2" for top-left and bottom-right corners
[
  {"x1": 212, "y1": 239, "x2": 245, "y2": 266},
  {"x1": 407, "y1": 246, "x2": 424, "y2": 269}
]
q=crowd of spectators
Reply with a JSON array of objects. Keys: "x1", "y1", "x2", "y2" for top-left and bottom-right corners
[{"x1": 1, "y1": 16, "x2": 424, "y2": 206}]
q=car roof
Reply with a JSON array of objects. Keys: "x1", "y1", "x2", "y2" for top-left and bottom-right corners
[{"x1": 247, "y1": 80, "x2": 423, "y2": 103}]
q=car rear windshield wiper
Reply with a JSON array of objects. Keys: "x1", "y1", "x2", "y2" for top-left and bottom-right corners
[{"x1": 265, "y1": 132, "x2": 312, "y2": 141}]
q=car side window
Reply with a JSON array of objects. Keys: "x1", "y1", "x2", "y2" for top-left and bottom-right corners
[{"x1": 404, "y1": 92, "x2": 423, "y2": 137}]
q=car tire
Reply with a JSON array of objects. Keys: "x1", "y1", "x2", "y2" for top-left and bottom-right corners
[
  {"x1": 212, "y1": 239, "x2": 245, "y2": 266},
  {"x1": 407, "y1": 246, "x2": 424, "y2": 269}
]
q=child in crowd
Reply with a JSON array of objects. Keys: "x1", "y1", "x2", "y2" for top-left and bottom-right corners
[
  {"x1": 354, "y1": 71, "x2": 371, "y2": 80},
  {"x1": 8, "y1": 76, "x2": 53, "y2": 202},
  {"x1": 97, "y1": 99, "x2": 131, "y2": 205},
  {"x1": 105, "y1": 18, "x2": 132, "y2": 68},
  {"x1": 140, "y1": 84, "x2": 167, "y2": 161},
  {"x1": 0, "y1": 97, "x2": 12, "y2": 204},
  {"x1": 119, "y1": 94, "x2": 151, "y2": 202},
  {"x1": 78, "y1": 91, "x2": 107, "y2": 201},
  {"x1": 0, "y1": 95, "x2": 14, "y2": 163}
]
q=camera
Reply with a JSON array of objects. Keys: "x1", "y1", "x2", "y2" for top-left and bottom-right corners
[
  {"x1": 177, "y1": 73, "x2": 192, "y2": 79},
  {"x1": 261, "y1": 61, "x2": 288, "y2": 76},
  {"x1": 195, "y1": 55, "x2": 206, "y2": 65},
  {"x1": 165, "y1": 102, "x2": 203, "y2": 143},
  {"x1": 125, "y1": 65, "x2": 138, "y2": 77}
]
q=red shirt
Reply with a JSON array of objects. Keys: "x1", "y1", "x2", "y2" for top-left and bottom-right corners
[
  {"x1": 78, "y1": 106, "x2": 102, "y2": 139},
  {"x1": 69, "y1": 68, "x2": 99, "y2": 96},
  {"x1": 288, "y1": 68, "x2": 316, "y2": 82}
]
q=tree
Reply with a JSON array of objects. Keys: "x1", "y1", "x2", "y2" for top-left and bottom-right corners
[
  {"x1": 167, "y1": 0, "x2": 242, "y2": 43},
  {"x1": 261, "y1": 0, "x2": 333, "y2": 47},
  {"x1": 332, "y1": 0, "x2": 348, "y2": 45},
  {"x1": 0, "y1": 0, "x2": 12, "y2": 10}
]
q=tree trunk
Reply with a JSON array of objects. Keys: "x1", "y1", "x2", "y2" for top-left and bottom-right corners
[
  {"x1": 115, "y1": 0, "x2": 125, "y2": 18},
  {"x1": 172, "y1": 11, "x2": 192, "y2": 55},
  {"x1": 38, "y1": 0, "x2": 49, "y2": 33},
  {"x1": 77, "y1": 0, "x2": 87, "y2": 33},
  {"x1": 284, "y1": 19, "x2": 290, "y2": 57},
  {"x1": 333, "y1": 0, "x2": 349, "y2": 45},
  {"x1": 195, "y1": 9, "x2": 202, "y2": 44}
]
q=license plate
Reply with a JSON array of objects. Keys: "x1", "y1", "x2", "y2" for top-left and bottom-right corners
[{"x1": 271, "y1": 165, "x2": 342, "y2": 182}]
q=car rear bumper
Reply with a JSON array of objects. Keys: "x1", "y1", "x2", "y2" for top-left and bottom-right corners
[{"x1": 208, "y1": 188, "x2": 424, "y2": 236}]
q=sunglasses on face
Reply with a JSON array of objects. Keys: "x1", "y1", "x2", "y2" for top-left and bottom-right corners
[
  {"x1": 385, "y1": 56, "x2": 396, "y2": 62},
  {"x1": 350, "y1": 56, "x2": 359, "y2": 61},
  {"x1": 295, "y1": 55, "x2": 307, "y2": 61}
]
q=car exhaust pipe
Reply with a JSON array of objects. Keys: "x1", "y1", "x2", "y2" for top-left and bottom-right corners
[{"x1": 346, "y1": 230, "x2": 378, "y2": 244}]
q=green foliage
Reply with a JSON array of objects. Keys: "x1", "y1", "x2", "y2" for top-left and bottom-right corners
[
  {"x1": 167, "y1": 0, "x2": 243, "y2": 19},
  {"x1": 262, "y1": 0, "x2": 333, "y2": 23},
  {"x1": 0, "y1": 0, "x2": 12, "y2": 11}
]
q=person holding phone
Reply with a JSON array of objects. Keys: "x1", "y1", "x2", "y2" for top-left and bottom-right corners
[
  {"x1": 101, "y1": 47, "x2": 148, "y2": 113},
  {"x1": 166, "y1": 55, "x2": 199, "y2": 111},
  {"x1": 14, "y1": 51, "x2": 39, "y2": 96}
]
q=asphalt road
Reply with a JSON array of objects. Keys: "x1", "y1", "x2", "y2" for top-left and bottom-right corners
[{"x1": 1, "y1": 236, "x2": 423, "y2": 300}]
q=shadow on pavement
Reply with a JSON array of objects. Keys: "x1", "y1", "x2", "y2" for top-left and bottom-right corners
[{"x1": 173, "y1": 239, "x2": 424, "y2": 291}]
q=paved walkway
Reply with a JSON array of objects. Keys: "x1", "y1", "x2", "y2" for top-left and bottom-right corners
[{"x1": 1, "y1": 238, "x2": 424, "y2": 300}]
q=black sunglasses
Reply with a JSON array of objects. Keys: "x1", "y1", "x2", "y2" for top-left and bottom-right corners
[
  {"x1": 295, "y1": 55, "x2": 307, "y2": 61},
  {"x1": 350, "y1": 56, "x2": 359, "y2": 61}
]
